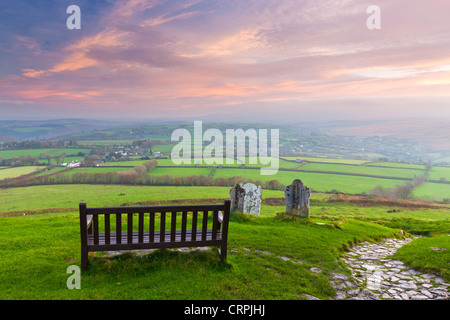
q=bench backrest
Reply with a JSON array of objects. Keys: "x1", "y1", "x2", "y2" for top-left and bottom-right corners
[{"x1": 80, "y1": 200, "x2": 231, "y2": 248}]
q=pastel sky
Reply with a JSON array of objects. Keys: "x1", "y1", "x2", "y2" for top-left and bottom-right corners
[{"x1": 1, "y1": 0, "x2": 450, "y2": 121}]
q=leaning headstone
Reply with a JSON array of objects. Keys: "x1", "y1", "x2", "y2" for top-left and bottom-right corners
[
  {"x1": 284, "y1": 179, "x2": 311, "y2": 217},
  {"x1": 229, "y1": 183, "x2": 245, "y2": 212},
  {"x1": 242, "y1": 183, "x2": 262, "y2": 216}
]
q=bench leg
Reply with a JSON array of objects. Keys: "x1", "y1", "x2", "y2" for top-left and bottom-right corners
[
  {"x1": 81, "y1": 246, "x2": 88, "y2": 270},
  {"x1": 220, "y1": 242, "x2": 227, "y2": 262}
]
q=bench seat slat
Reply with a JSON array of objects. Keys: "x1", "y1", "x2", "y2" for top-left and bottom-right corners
[{"x1": 86, "y1": 229, "x2": 222, "y2": 251}]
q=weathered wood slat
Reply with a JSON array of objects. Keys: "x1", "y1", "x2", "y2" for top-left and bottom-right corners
[
  {"x1": 202, "y1": 211, "x2": 208, "y2": 241},
  {"x1": 138, "y1": 212, "x2": 144, "y2": 243},
  {"x1": 212, "y1": 210, "x2": 219, "y2": 240},
  {"x1": 88, "y1": 239, "x2": 223, "y2": 252},
  {"x1": 149, "y1": 212, "x2": 155, "y2": 242},
  {"x1": 87, "y1": 229, "x2": 222, "y2": 247},
  {"x1": 181, "y1": 211, "x2": 187, "y2": 241},
  {"x1": 85, "y1": 204, "x2": 225, "y2": 215},
  {"x1": 171, "y1": 211, "x2": 176, "y2": 242},
  {"x1": 127, "y1": 213, "x2": 133, "y2": 244},
  {"x1": 116, "y1": 213, "x2": 122, "y2": 244},
  {"x1": 105, "y1": 213, "x2": 110, "y2": 245},
  {"x1": 160, "y1": 212, "x2": 166, "y2": 243},
  {"x1": 191, "y1": 211, "x2": 198, "y2": 241}
]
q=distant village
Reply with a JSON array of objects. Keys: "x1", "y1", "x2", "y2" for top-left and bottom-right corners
[{"x1": 59, "y1": 143, "x2": 162, "y2": 167}]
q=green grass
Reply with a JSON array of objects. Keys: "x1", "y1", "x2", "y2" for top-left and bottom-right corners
[
  {"x1": 366, "y1": 162, "x2": 426, "y2": 170},
  {"x1": 394, "y1": 235, "x2": 450, "y2": 280},
  {"x1": 60, "y1": 167, "x2": 133, "y2": 177},
  {"x1": 46, "y1": 148, "x2": 91, "y2": 156},
  {"x1": 154, "y1": 157, "x2": 298, "y2": 169},
  {"x1": 0, "y1": 148, "x2": 90, "y2": 160},
  {"x1": 0, "y1": 184, "x2": 448, "y2": 299},
  {"x1": 32, "y1": 166, "x2": 68, "y2": 177},
  {"x1": 213, "y1": 168, "x2": 407, "y2": 194},
  {"x1": 152, "y1": 144, "x2": 176, "y2": 153},
  {"x1": 76, "y1": 140, "x2": 133, "y2": 146},
  {"x1": 412, "y1": 183, "x2": 450, "y2": 202},
  {"x1": 299, "y1": 162, "x2": 423, "y2": 179},
  {"x1": 149, "y1": 167, "x2": 212, "y2": 177},
  {"x1": 102, "y1": 160, "x2": 147, "y2": 166},
  {"x1": 0, "y1": 166, "x2": 42, "y2": 180},
  {"x1": 0, "y1": 185, "x2": 284, "y2": 213},
  {"x1": 0, "y1": 207, "x2": 402, "y2": 299},
  {"x1": 428, "y1": 166, "x2": 450, "y2": 181},
  {"x1": 282, "y1": 157, "x2": 369, "y2": 165},
  {"x1": 0, "y1": 149, "x2": 58, "y2": 159}
]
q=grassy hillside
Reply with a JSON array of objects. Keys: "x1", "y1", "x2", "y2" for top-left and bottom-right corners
[{"x1": 0, "y1": 185, "x2": 448, "y2": 300}]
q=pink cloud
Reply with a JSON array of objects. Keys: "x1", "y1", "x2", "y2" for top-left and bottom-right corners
[{"x1": 2, "y1": 0, "x2": 450, "y2": 120}]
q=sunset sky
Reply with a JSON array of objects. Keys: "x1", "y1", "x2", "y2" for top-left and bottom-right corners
[{"x1": 1, "y1": 0, "x2": 450, "y2": 121}]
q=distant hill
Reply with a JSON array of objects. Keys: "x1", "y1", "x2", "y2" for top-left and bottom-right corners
[
  {"x1": 321, "y1": 120, "x2": 450, "y2": 152},
  {"x1": 0, "y1": 119, "x2": 139, "y2": 141},
  {"x1": 0, "y1": 133, "x2": 18, "y2": 142}
]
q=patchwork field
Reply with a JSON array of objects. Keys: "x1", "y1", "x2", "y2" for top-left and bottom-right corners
[
  {"x1": 0, "y1": 185, "x2": 283, "y2": 213},
  {"x1": 282, "y1": 157, "x2": 369, "y2": 165},
  {"x1": 0, "y1": 148, "x2": 90, "y2": 159},
  {"x1": 148, "y1": 167, "x2": 212, "y2": 177},
  {"x1": 0, "y1": 166, "x2": 42, "y2": 180},
  {"x1": 298, "y1": 162, "x2": 423, "y2": 179},
  {"x1": 428, "y1": 166, "x2": 450, "y2": 181},
  {"x1": 365, "y1": 162, "x2": 426, "y2": 170},
  {"x1": 413, "y1": 183, "x2": 450, "y2": 202}
]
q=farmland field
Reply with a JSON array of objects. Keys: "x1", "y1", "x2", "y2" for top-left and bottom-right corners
[
  {"x1": 282, "y1": 156, "x2": 369, "y2": 165},
  {"x1": 298, "y1": 162, "x2": 423, "y2": 179},
  {"x1": 365, "y1": 162, "x2": 426, "y2": 170},
  {"x1": 76, "y1": 140, "x2": 133, "y2": 146},
  {"x1": 413, "y1": 183, "x2": 450, "y2": 202},
  {"x1": 213, "y1": 168, "x2": 406, "y2": 194},
  {"x1": 427, "y1": 166, "x2": 450, "y2": 181},
  {"x1": 148, "y1": 167, "x2": 212, "y2": 177},
  {"x1": 60, "y1": 167, "x2": 133, "y2": 176},
  {"x1": 0, "y1": 149, "x2": 58, "y2": 158},
  {"x1": 0, "y1": 148, "x2": 90, "y2": 161},
  {"x1": 102, "y1": 160, "x2": 146, "y2": 166},
  {"x1": 0, "y1": 185, "x2": 283, "y2": 213},
  {"x1": 154, "y1": 157, "x2": 298, "y2": 169},
  {"x1": 0, "y1": 166, "x2": 42, "y2": 180}
]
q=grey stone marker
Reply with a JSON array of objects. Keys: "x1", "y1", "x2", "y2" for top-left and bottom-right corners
[
  {"x1": 242, "y1": 183, "x2": 262, "y2": 216},
  {"x1": 284, "y1": 179, "x2": 311, "y2": 217},
  {"x1": 229, "y1": 183, "x2": 245, "y2": 212}
]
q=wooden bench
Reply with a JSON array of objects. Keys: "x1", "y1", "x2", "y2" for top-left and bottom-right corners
[{"x1": 79, "y1": 200, "x2": 231, "y2": 269}]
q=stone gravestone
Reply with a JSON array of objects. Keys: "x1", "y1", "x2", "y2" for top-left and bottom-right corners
[
  {"x1": 229, "y1": 183, "x2": 245, "y2": 212},
  {"x1": 242, "y1": 183, "x2": 262, "y2": 216},
  {"x1": 284, "y1": 179, "x2": 311, "y2": 217}
]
